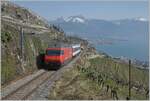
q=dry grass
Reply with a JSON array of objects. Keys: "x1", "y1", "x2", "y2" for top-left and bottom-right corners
[{"x1": 49, "y1": 56, "x2": 149, "y2": 100}]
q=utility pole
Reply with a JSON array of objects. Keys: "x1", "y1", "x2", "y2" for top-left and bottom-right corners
[
  {"x1": 20, "y1": 27, "x2": 25, "y2": 72},
  {"x1": 129, "y1": 59, "x2": 131, "y2": 100},
  {"x1": 20, "y1": 27, "x2": 24, "y2": 60}
]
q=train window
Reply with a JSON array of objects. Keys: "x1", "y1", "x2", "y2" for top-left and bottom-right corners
[{"x1": 46, "y1": 50, "x2": 64, "y2": 56}]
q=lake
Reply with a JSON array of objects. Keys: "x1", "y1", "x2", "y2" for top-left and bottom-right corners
[{"x1": 92, "y1": 37, "x2": 149, "y2": 62}]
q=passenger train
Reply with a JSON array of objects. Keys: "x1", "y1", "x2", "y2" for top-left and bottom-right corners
[{"x1": 44, "y1": 43, "x2": 81, "y2": 67}]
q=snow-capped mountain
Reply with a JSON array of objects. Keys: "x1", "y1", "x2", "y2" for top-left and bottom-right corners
[
  {"x1": 134, "y1": 17, "x2": 148, "y2": 22},
  {"x1": 55, "y1": 15, "x2": 86, "y2": 23},
  {"x1": 65, "y1": 15, "x2": 86, "y2": 23},
  {"x1": 112, "y1": 17, "x2": 148, "y2": 25}
]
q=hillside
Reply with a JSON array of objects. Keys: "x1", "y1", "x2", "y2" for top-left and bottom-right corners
[
  {"x1": 1, "y1": 1, "x2": 82, "y2": 85},
  {"x1": 1, "y1": 1, "x2": 48, "y2": 27},
  {"x1": 48, "y1": 45, "x2": 149, "y2": 100}
]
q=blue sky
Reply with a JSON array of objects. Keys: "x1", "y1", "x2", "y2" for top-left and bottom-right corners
[{"x1": 12, "y1": 0, "x2": 148, "y2": 20}]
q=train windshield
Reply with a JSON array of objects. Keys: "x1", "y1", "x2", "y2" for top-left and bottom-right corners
[{"x1": 46, "y1": 50, "x2": 64, "y2": 56}]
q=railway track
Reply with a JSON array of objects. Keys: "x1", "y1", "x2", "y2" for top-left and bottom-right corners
[
  {"x1": 2, "y1": 16, "x2": 49, "y2": 30},
  {"x1": 2, "y1": 16, "x2": 50, "y2": 34},
  {"x1": 2, "y1": 55, "x2": 80, "y2": 100},
  {"x1": 2, "y1": 70, "x2": 55, "y2": 100}
]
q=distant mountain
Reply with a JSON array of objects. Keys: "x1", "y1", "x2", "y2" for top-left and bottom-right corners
[{"x1": 50, "y1": 16, "x2": 149, "y2": 41}]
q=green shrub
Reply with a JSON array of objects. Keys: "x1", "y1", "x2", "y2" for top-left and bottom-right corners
[
  {"x1": 1, "y1": 53, "x2": 17, "y2": 85},
  {"x1": 1, "y1": 32, "x2": 12, "y2": 43}
]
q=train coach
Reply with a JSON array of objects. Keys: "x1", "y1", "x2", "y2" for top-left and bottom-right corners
[{"x1": 44, "y1": 43, "x2": 81, "y2": 68}]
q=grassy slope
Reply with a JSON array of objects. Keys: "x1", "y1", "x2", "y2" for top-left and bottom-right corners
[
  {"x1": 1, "y1": 27, "x2": 47, "y2": 85},
  {"x1": 49, "y1": 55, "x2": 149, "y2": 100}
]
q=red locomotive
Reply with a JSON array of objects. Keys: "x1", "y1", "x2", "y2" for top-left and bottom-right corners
[{"x1": 44, "y1": 44, "x2": 81, "y2": 67}]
